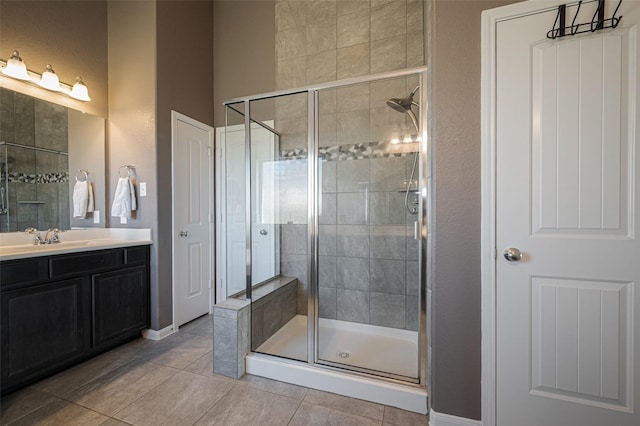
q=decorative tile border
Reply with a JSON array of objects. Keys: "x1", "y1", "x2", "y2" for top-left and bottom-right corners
[
  {"x1": 280, "y1": 142, "x2": 418, "y2": 161},
  {"x1": 3, "y1": 171, "x2": 69, "y2": 184}
]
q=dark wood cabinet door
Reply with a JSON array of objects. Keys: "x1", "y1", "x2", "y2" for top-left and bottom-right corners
[
  {"x1": 1, "y1": 278, "x2": 89, "y2": 390},
  {"x1": 92, "y1": 266, "x2": 149, "y2": 349}
]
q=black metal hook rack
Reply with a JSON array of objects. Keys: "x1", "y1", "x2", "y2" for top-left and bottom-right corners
[{"x1": 547, "y1": 0, "x2": 623, "y2": 40}]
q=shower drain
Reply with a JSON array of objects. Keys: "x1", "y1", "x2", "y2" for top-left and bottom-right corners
[{"x1": 337, "y1": 351, "x2": 351, "y2": 359}]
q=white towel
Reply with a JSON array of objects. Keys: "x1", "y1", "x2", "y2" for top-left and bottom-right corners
[
  {"x1": 72, "y1": 180, "x2": 95, "y2": 218},
  {"x1": 111, "y1": 177, "x2": 136, "y2": 219}
]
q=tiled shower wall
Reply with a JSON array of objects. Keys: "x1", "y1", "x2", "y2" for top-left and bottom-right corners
[
  {"x1": 275, "y1": 0, "x2": 424, "y2": 330},
  {"x1": 0, "y1": 88, "x2": 69, "y2": 232}
]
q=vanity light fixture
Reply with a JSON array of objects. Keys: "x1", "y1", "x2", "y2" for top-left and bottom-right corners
[
  {"x1": 70, "y1": 76, "x2": 91, "y2": 101},
  {"x1": 0, "y1": 49, "x2": 91, "y2": 102},
  {"x1": 38, "y1": 64, "x2": 62, "y2": 91},
  {"x1": 1, "y1": 50, "x2": 30, "y2": 80}
]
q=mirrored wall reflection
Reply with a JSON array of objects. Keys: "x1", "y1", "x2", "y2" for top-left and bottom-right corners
[
  {"x1": 0, "y1": 88, "x2": 106, "y2": 232},
  {"x1": 0, "y1": 88, "x2": 70, "y2": 232},
  {"x1": 0, "y1": 144, "x2": 69, "y2": 232}
]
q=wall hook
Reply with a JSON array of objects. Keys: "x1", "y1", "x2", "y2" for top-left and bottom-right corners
[{"x1": 547, "y1": 0, "x2": 624, "y2": 40}]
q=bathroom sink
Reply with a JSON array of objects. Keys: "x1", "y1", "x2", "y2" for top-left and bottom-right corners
[
  {"x1": 0, "y1": 229, "x2": 152, "y2": 261},
  {"x1": 0, "y1": 238, "x2": 148, "y2": 260}
]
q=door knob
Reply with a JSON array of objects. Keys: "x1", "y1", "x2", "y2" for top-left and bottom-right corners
[
  {"x1": 179, "y1": 231, "x2": 190, "y2": 237},
  {"x1": 503, "y1": 247, "x2": 523, "y2": 262},
  {"x1": 259, "y1": 229, "x2": 268, "y2": 236}
]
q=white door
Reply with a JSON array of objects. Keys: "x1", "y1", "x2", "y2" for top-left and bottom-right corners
[
  {"x1": 494, "y1": 1, "x2": 640, "y2": 425},
  {"x1": 172, "y1": 111, "x2": 213, "y2": 327},
  {"x1": 215, "y1": 123, "x2": 278, "y2": 301}
]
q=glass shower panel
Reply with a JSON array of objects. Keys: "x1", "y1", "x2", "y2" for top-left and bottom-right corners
[
  {"x1": 250, "y1": 92, "x2": 308, "y2": 362},
  {"x1": 247, "y1": 97, "x2": 279, "y2": 286},
  {"x1": 223, "y1": 102, "x2": 248, "y2": 298},
  {"x1": 316, "y1": 76, "x2": 421, "y2": 380}
]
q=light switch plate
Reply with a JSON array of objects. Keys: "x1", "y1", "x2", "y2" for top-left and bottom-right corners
[
  {"x1": 93, "y1": 211, "x2": 100, "y2": 224},
  {"x1": 140, "y1": 182, "x2": 147, "y2": 197}
]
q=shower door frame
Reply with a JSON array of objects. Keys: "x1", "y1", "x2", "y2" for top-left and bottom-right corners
[{"x1": 225, "y1": 66, "x2": 430, "y2": 388}]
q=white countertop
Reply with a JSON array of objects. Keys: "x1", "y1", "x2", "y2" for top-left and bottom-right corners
[{"x1": 0, "y1": 228, "x2": 152, "y2": 261}]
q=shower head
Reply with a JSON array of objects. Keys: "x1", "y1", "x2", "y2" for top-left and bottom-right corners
[
  {"x1": 385, "y1": 86, "x2": 420, "y2": 132},
  {"x1": 385, "y1": 97, "x2": 413, "y2": 113}
]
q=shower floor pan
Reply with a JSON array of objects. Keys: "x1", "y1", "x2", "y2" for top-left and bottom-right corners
[{"x1": 256, "y1": 314, "x2": 419, "y2": 379}]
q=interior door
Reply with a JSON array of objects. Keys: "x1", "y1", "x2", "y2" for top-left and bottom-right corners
[
  {"x1": 172, "y1": 112, "x2": 213, "y2": 327},
  {"x1": 495, "y1": 1, "x2": 640, "y2": 425}
]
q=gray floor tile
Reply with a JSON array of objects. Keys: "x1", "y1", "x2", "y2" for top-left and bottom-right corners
[
  {"x1": 140, "y1": 333, "x2": 213, "y2": 369},
  {"x1": 184, "y1": 350, "x2": 215, "y2": 376},
  {"x1": 180, "y1": 314, "x2": 213, "y2": 336},
  {"x1": 0, "y1": 387, "x2": 57, "y2": 425},
  {"x1": 289, "y1": 402, "x2": 382, "y2": 425},
  {"x1": 31, "y1": 349, "x2": 132, "y2": 397},
  {"x1": 65, "y1": 358, "x2": 179, "y2": 416},
  {"x1": 113, "y1": 370, "x2": 234, "y2": 426},
  {"x1": 100, "y1": 419, "x2": 132, "y2": 426},
  {"x1": 304, "y1": 389, "x2": 385, "y2": 421},
  {"x1": 6, "y1": 398, "x2": 109, "y2": 426},
  {"x1": 194, "y1": 386, "x2": 300, "y2": 425},
  {"x1": 3, "y1": 318, "x2": 428, "y2": 426},
  {"x1": 383, "y1": 406, "x2": 429, "y2": 425},
  {"x1": 106, "y1": 336, "x2": 157, "y2": 360},
  {"x1": 240, "y1": 374, "x2": 308, "y2": 400}
]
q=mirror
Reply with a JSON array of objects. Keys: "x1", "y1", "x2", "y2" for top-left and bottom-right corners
[{"x1": 0, "y1": 88, "x2": 105, "y2": 232}]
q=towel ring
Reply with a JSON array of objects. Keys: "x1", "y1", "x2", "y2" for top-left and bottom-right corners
[
  {"x1": 118, "y1": 165, "x2": 135, "y2": 178},
  {"x1": 75, "y1": 170, "x2": 89, "y2": 182}
]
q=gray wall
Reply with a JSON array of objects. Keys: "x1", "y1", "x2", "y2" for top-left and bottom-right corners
[
  {"x1": 108, "y1": 0, "x2": 215, "y2": 330},
  {"x1": 213, "y1": 1, "x2": 276, "y2": 127},
  {"x1": 0, "y1": 1, "x2": 109, "y2": 118},
  {"x1": 430, "y1": 0, "x2": 519, "y2": 420},
  {"x1": 156, "y1": 0, "x2": 215, "y2": 328},
  {"x1": 107, "y1": 0, "x2": 159, "y2": 325}
]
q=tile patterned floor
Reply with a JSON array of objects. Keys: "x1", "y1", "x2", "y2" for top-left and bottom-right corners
[{"x1": 0, "y1": 315, "x2": 429, "y2": 425}]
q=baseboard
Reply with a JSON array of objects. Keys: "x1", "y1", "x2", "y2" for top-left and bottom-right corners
[
  {"x1": 429, "y1": 409, "x2": 482, "y2": 426},
  {"x1": 142, "y1": 324, "x2": 176, "y2": 340}
]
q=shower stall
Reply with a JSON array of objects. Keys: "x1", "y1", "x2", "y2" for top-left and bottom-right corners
[{"x1": 216, "y1": 67, "x2": 429, "y2": 412}]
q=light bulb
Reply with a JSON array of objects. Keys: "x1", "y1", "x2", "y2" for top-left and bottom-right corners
[
  {"x1": 70, "y1": 76, "x2": 91, "y2": 101},
  {"x1": 38, "y1": 65, "x2": 61, "y2": 91},
  {"x1": 2, "y1": 50, "x2": 30, "y2": 80}
]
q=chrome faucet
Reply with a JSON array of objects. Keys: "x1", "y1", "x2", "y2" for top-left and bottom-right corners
[
  {"x1": 25, "y1": 227, "x2": 44, "y2": 245},
  {"x1": 24, "y1": 227, "x2": 63, "y2": 245},
  {"x1": 44, "y1": 228, "x2": 62, "y2": 244}
]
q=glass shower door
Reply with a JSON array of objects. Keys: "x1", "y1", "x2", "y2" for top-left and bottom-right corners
[{"x1": 315, "y1": 76, "x2": 423, "y2": 380}]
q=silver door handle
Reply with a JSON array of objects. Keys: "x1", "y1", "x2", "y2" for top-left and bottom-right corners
[
  {"x1": 503, "y1": 247, "x2": 523, "y2": 262},
  {"x1": 179, "y1": 231, "x2": 190, "y2": 237},
  {"x1": 259, "y1": 229, "x2": 268, "y2": 236}
]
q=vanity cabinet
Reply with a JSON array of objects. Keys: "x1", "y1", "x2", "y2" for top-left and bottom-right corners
[{"x1": 0, "y1": 245, "x2": 150, "y2": 395}]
